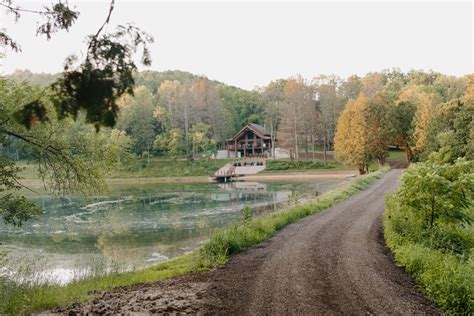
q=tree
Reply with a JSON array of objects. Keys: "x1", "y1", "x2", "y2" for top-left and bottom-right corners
[
  {"x1": 0, "y1": 80, "x2": 126, "y2": 225},
  {"x1": 218, "y1": 85, "x2": 265, "y2": 133},
  {"x1": 278, "y1": 77, "x2": 316, "y2": 159},
  {"x1": 339, "y1": 75, "x2": 362, "y2": 101},
  {"x1": 391, "y1": 100, "x2": 417, "y2": 162},
  {"x1": 425, "y1": 99, "x2": 474, "y2": 163},
  {"x1": 190, "y1": 79, "x2": 229, "y2": 146},
  {"x1": 313, "y1": 75, "x2": 344, "y2": 152},
  {"x1": 394, "y1": 159, "x2": 473, "y2": 228},
  {"x1": 365, "y1": 92, "x2": 394, "y2": 165},
  {"x1": 189, "y1": 123, "x2": 216, "y2": 158},
  {"x1": 0, "y1": 0, "x2": 152, "y2": 225},
  {"x1": 168, "y1": 128, "x2": 186, "y2": 158},
  {"x1": 262, "y1": 80, "x2": 286, "y2": 157},
  {"x1": 361, "y1": 72, "x2": 386, "y2": 98},
  {"x1": 116, "y1": 86, "x2": 159, "y2": 157},
  {"x1": 334, "y1": 93, "x2": 372, "y2": 174}
]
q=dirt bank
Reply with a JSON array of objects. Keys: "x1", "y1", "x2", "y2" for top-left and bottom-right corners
[{"x1": 54, "y1": 170, "x2": 439, "y2": 314}]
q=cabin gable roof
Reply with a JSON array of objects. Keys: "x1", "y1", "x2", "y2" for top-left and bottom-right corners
[{"x1": 228, "y1": 123, "x2": 271, "y2": 142}]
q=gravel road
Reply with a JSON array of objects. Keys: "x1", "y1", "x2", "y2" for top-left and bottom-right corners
[{"x1": 57, "y1": 169, "x2": 439, "y2": 315}]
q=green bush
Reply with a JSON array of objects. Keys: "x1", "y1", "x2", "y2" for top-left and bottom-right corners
[
  {"x1": 384, "y1": 159, "x2": 474, "y2": 314},
  {"x1": 265, "y1": 159, "x2": 338, "y2": 171}
]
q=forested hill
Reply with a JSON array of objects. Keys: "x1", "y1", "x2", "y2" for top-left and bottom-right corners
[
  {"x1": 5, "y1": 69, "x2": 60, "y2": 87},
  {"x1": 4, "y1": 69, "x2": 471, "y2": 163}
]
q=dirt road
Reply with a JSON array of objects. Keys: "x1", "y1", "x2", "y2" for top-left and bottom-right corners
[{"x1": 58, "y1": 169, "x2": 438, "y2": 314}]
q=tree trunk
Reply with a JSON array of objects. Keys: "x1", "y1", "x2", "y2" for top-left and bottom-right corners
[
  {"x1": 323, "y1": 130, "x2": 328, "y2": 164},
  {"x1": 294, "y1": 120, "x2": 299, "y2": 160},
  {"x1": 405, "y1": 146, "x2": 413, "y2": 163},
  {"x1": 430, "y1": 189, "x2": 436, "y2": 227},
  {"x1": 184, "y1": 107, "x2": 190, "y2": 159}
]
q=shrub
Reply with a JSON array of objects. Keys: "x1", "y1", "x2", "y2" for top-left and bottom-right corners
[{"x1": 384, "y1": 159, "x2": 473, "y2": 314}]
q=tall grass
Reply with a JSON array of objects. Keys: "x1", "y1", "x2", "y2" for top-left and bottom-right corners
[{"x1": 1, "y1": 168, "x2": 387, "y2": 314}]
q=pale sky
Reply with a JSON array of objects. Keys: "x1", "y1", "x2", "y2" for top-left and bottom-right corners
[{"x1": 1, "y1": 0, "x2": 473, "y2": 90}]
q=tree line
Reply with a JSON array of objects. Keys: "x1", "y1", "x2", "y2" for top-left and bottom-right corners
[{"x1": 8, "y1": 69, "x2": 469, "y2": 166}]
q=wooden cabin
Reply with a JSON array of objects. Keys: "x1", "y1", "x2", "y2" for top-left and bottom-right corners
[{"x1": 226, "y1": 123, "x2": 273, "y2": 158}]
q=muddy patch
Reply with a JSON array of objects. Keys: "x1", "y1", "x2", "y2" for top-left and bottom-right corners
[{"x1": 52, "y1": 275, "x2": 209, "y2": 315}]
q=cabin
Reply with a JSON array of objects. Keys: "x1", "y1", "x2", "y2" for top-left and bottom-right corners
[{"x1": 226, "y1": 123, "x2": 273, "y2": 158}]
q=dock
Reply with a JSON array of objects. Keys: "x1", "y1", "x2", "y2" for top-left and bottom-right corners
[{"x1": 211, "y1": 159, "x2": 266, "y2": 182}]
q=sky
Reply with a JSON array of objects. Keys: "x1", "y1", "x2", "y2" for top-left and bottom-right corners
[{"x1": 1, "y1": 0, "x2": 473, "y2": 90}]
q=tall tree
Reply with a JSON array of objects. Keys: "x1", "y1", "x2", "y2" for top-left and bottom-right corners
[
  {"x1": 334, "y1": 93, "x2": 372, "y2": 174},
  {"x1": 262, "y1": 80, "x2": 286, "y2": 157},
  {"x1": 365, "y1": 92, "x2": 394, "y2": 165},
  {"x1": 313, "y1": 75, "x2": 344, "y2": 151},
  {"x1": 116, "y1": 86, "x2": 158, "y2": 157},
  {"x1": 278, "y1": 77, "x2": 316, "y2": 159}
]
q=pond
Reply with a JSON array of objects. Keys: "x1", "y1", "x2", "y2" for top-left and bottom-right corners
[{"x1": 0, "y1": 179, "x2": 345, "y2": 284}]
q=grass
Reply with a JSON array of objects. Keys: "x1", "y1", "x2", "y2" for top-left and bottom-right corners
[
  {"x1": 2, "y1": 167, "x2": 388, "y2": 315},
  {"x1": 386, "y1": 149, "x2": 407, "y2": 162},
  {"x1": 263, "y1": 159, "x2": 342, "y2": 172},
  {"x1": 19, "y1": 158, "x2": 232, "y2": 179},
  {"x1": 0, "y1": 253, "x2": 199, "y2": 314},
  {"x1": 384, "y1": 187, "x2": 474, "y2": 313}
]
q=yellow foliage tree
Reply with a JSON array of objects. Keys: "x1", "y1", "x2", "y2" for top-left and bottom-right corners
[
  {"x1": 334, "y1": 94, "x2": 372, "y2": 174},
  {"x1": 463, "y1": 74, "x2": 474, "y2": 103},
  {"x1": 398, "y1": 87, "x2": 435, "y2": 157}
]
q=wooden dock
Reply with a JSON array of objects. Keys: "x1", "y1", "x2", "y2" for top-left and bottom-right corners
[{"x1": 211, "y1": 159, "x2": 266, "y2": 182}]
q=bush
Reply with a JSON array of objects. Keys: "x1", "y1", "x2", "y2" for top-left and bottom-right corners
[{"x1": 384, "y1": 159, "x2": 474, "y2": 314}]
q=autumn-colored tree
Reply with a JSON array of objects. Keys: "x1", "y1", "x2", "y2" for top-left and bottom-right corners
[
  {"x1": 278, "y1": 77, "x2": 317, "y2": 159},
  {"x1": 334, "y1": 94, "x2": 372, "y2": 174},
  {"x1": 398, "y1": 88, "x2": 435, "y2": 159},
  {"x1": 190, "y1": 79, "x2": 229, "y2": 145},
  {"x1": 361, "y1": 72, "x2": 386, "y2": 98},
  {"x1": 312, "y1": 75, "x2": 344, "y2": 153}
]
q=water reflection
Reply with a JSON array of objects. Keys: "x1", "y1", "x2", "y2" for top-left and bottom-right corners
[{"x1": 0, "y1": 179, "x2": 344, "y2": 284}]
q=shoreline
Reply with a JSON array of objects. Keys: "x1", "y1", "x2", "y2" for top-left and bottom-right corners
[{"x1": 19, "y1": 169, "x2": 358, "y2": 187}]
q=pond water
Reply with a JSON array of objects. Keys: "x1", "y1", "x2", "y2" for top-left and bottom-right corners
[{"x1": 0, "y1": 179, "x2": 345, "y2": 284}]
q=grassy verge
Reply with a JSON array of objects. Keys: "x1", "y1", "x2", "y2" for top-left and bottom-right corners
[
  {"x1": 384, "y1": 211, "x2": 473, "y2": 314},
  {"x1": 383, "y1": 161, "x2": 473, "y2": 314},
  {"x1": 263, "y1": 159, "x2": 342, "y2": 172},
  {"x1": 2, "y1": 168, "x2": 387, "y2": 314}
]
